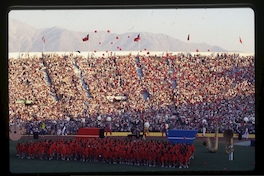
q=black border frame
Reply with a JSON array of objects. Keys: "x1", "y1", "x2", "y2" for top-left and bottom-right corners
[{"x1": 1, "y1": 0, "x2": 263, "y2": 176}]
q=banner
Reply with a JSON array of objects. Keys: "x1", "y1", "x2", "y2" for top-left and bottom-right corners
[
  {"x1": 16, "y1": 99, "x2": 25, "y2": 104},
  {"x1": 106, "y1": 96, "x2": 127, "y2": 102},
  {"x1": 167, "y1": 129, "x2": 198, "y2": 144}
]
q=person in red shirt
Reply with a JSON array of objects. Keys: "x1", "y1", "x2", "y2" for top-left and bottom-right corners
[
  {"x1": 31, "y1": 142, "x2": 39, "y2": 159},
  {"x1": 48, "y1": 142, "x2": 56, "y2": 160},
  {"x1": 17, "y1": 142, "x2": 26, "y2": 159},
  {"x1": 61, "y1": 144, "x2": 67, "y2": 161},
  {"x1": 134, "y1": 148, "x2": 140, "y2": 165},
  {"x1": 38, "y1": 143, "x2": 45, "y2": 160},
  {"x1": 178, "y1": 152, "x2": 184, "y2": 168},
  {"x1": 26, "y1": 142, "x2": 33, "y2": 159},
  {"x1": 56, "y1": 142, "x2": 62, "y2": 160},
  {"x1": 171, "y1": 151, "x2": 178, "y2": 168}
]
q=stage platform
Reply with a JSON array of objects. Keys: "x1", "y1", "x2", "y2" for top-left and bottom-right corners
[{"x1": 103, "y1": 132, "x2": 255, "y2": 138}]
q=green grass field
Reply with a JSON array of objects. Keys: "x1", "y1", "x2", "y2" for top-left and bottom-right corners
[{"x1": 9, "y1": 137, "x2": 255, "y2": 174}]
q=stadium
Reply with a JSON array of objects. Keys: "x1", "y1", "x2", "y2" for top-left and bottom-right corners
[{"x1": 8, "y1": 50, "x2": 255, "y2": 174}]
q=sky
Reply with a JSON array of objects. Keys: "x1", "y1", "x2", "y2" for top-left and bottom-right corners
[{"x1": 8, "y1": 8, "x2": 254, "y2": 52}]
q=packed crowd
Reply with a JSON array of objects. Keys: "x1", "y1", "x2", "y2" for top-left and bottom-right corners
[
  {"x1": 15, "y1": 137, "x2": 195, "y2": 168},
  {"x1": 8, "y1": 52, "x2": 255, "y2": 135}
]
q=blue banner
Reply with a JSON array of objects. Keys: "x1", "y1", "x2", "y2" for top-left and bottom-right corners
[{"x1": 167, "y1": 129, "x2": 198, "y2": 144}]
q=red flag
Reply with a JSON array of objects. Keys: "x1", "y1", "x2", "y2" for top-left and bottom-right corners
[
  {"x1": 42, "y1": 36, "x2": 46, "y2": 43},
  {"x1": 134, "y1": 34, "x2": 140, "y2": 42},
  {"x1": 187, "y1": 34, "x2": 190, "y2": 41},
  {"x1": 82, "y1": 34, "x2": 89, "y2": 42},
  {"x1": 239, "y1": 36, "x2": 243, "y2": 43}
]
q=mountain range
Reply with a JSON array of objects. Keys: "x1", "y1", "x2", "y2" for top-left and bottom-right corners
[{"x1": 9, "y1": 18, "x2": 228, "y2": 53}]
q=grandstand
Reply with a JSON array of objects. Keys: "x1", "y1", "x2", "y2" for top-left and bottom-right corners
[{"x1": 8, "y1": 51, "x2": 255, "y2": 136}]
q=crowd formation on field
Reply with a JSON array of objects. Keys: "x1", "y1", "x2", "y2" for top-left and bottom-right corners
[
  {"x1": 8, "y1": 52, "x2": 255, "y2": 135},
  {"x1": 15, "y1": 137, "x2": 195, "y2": 168}
]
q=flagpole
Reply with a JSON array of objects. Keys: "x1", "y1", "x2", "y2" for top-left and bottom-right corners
[
  {"x1": 42, "y1": 40, "x2": 44, "y2": 58},
  {"x1": 88, "y1": 39, "x2": 90, "y2": 59},
  {"x1": 188, "y1": 41, "x2": 190, "y2": 57},
  {"x1": 139, "y1": 39, "x2": 140, "y2": 53}
]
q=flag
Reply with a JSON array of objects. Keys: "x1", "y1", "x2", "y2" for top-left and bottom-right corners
[
  {"x1": 42, "y1": 36, "x2": 46, "y2": 43},
  {"x1": 187, "y1": 34, "x2": 190, "y2": 41},
  {"x1": 82, "y1": 34, "x2": 89, "y2": 42},
  {"x1": 239, "y1": 36, "x2": 243, "y2": 44},
  {"x1": 134, "y1": 34, "x2": 141, "y2": 42}
]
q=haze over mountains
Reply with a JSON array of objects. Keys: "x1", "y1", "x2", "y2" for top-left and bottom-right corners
[{"x1": 9, "y1": 18, "x2": 228, "y2": 53}]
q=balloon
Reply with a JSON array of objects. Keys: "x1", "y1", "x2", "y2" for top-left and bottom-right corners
[
  {"x1": 106, "y1": 117, "x2": 111, "y2": 122},
  {"x1": 144, "y1": 122, "x2": 150, "y2": 128},
  {"x1": 244, "y1": 117, "x2": 249, "y2": 122}
]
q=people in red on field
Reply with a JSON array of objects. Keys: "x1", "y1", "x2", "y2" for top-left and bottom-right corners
[{"x1": 15, "y1": 138, "x2": 195, "y2": 168}]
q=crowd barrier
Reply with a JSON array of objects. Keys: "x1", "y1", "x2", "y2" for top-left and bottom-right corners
[{"x1": 75, "y1": 127, "x2": 105, "y2": 139}]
